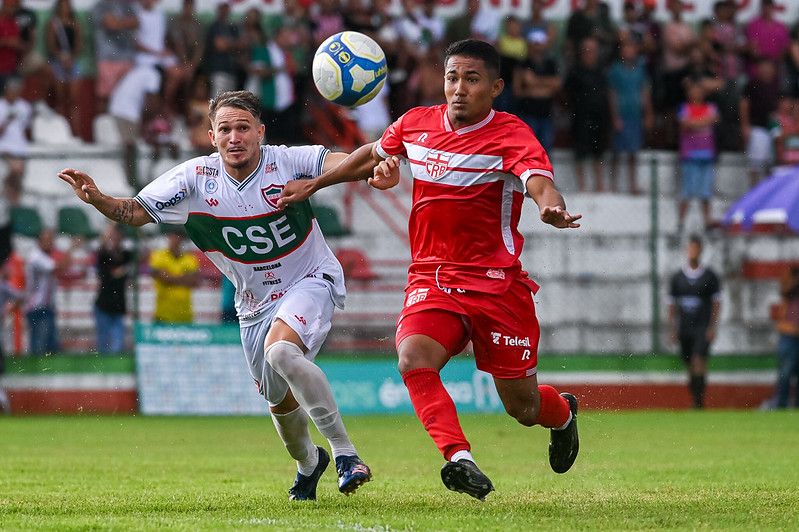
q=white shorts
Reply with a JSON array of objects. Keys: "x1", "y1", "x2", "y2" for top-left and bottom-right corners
[{"x1": 239, "y1": 277, "x2": 335, "y2": 407}]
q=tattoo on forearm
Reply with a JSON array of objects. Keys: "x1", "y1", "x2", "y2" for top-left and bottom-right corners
[{"x1": 111, "y1": 200, "x2": 136, "y2": 224}]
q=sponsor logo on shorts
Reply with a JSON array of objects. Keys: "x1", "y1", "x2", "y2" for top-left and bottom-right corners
[
  {"x1": 486, "y1": 268, "x2": 505, "y2": 280},
  {"x1": 491, "y1": 332, "x2": 531, "y2": 347},
  {"x1": 406, "y1": 288, "x2": 429, "y2": 306}
]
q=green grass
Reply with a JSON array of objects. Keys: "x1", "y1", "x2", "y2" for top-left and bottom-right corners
[{"x1": 1, "y1": 411, "x2": 798, "y2": 531}]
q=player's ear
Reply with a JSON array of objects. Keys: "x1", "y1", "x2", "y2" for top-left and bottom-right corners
[
  {"x1": 258, "y1": 123, "x2": 265, "y2": 142},
  {"x1": 491, "y1": 77, "x2": 504, "y2": 99},
  {"x1": 208, "y1": 128, "x2": 216, "y2": 147}
]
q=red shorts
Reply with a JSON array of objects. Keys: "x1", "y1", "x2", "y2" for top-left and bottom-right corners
[{"x1": 395, "y1": 279, "x2": 540, "y2": 379}]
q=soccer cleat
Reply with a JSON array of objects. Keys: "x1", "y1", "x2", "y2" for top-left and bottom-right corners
[
  {"x1": 549, "y1": 392, "x2": 579, "y2": 474},
  {"x1": 288, "y1": 446, "x2": 330, "y2": 501},
  {"x1": 440, "y1": 459, "x2": 495, "y2": 501},
  {"x1": 335, "y1": 455, "x2": 372, "y2": 495}
]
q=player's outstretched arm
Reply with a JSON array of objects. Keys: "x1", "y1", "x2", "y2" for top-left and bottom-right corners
[
  {"x1": 277, "y1": 142, "x2": 386, "y2": 209},
  {"x1": 58, "y1": 168, "x2": 154, "y2": 227},
  {"x1": 526, "y1": 175, "x2": 581, "y2": 229}
]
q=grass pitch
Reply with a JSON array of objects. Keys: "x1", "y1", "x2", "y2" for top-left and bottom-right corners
[{"x1": 1, "y1": 411, "x2": 798, "y2": 531}]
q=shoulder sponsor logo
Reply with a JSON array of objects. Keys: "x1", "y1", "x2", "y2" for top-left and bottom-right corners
[
  {"x1": 155, "y1": 188, "x2": 188, "y2": 210},
  {"x1": 205, "y1": 179, "x2": 218, "y2": 194},
  {"x1": 486, "y1": 268, "x2": 505, "y2": 280},
  {"x1": 261, "y1": 184, "x2": 284, "y2": 210},
  {"x1": 425, "y1": 151, "x2": 450, "y2": 180},
  {"x1": 406, "y1": 288, "x2": 429, "y2": 307},
  {"x1": 264, "y1": 162, "x2": 278, "y2": 174},
  {"x1": 195, "y1": 165, "x2": 219, "y2": 177}
]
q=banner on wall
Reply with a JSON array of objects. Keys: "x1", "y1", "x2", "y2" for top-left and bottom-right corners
[{"x1": 135, "y1": 323, "x2": 504, "y2": 416}]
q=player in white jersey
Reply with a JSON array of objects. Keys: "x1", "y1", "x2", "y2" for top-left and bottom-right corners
[{"x1": 57, "y1": 90, "x2": 386, "y2": 501}]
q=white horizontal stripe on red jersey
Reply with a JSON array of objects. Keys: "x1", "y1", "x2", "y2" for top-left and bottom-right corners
[{"x1": 405, "y1": 144, "x2": 521, "y2": 189}]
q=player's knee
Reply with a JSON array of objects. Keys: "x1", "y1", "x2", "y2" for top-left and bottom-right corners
[{"x1": 265, "y1": 340, "x2": 304, "y2": 375}]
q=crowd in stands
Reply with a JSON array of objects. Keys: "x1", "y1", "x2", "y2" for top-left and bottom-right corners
[
  {"x1": 1, "y1": 0, "x2": 799, "y2": 357},
  {"x1": 0, "y1": 0, "x2": 798, "y2": 188}
]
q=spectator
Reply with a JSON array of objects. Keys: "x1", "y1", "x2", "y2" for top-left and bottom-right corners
[
  {"x1": 11, "y1": 0, "x2": 50, "y2": 93},
  {"x1": 707, "y1": 0, "x2": 746, "y2": 151},
  {"x1": 661, "y1": 0, "x2": 697, "y2": 148},
  {"x1": 246, "y1": 18, "x2": 300, "y2": 145},
  {"x1": 740, "y1": 58, "x2": 781, "y2": 186},
  {"x1": 744, "y1": 0, "x2": 790, "y2": 81},
  {"x1": 616, "y1": 1, "x2": 646, "y2": 49},
  {"x1": 609, "y1": 39, "x2": 653, "y2": 194},
  {"x1": 771, "y1": 93, "x2": 799, "y2": 166},
  {"x1": 24, "y1": 229, "x2": 73, "y2": 355},
  {"x1": 134, "y1": 0, "x2": 174, "y2": 69},
  {"x1": 92, "y1": 0, "x2": 139, "y2": 114},
  {"x1": 0, "y1": 77, "x2": 32, "y2": 206},
  {"x1": 353, "y1": 82, "x2": 392, "y2": 142},
  {"x1": 413, "y1": 42, "x2": 445, "y2": 108},
  {"x1": 107, "y1": 64, "x2": 163, "y2": 186},
  {"x1": 164, "y1": 0, "x2": 205, "y2": 117},
  {"x1": 94, "y1": 223, "x2": 133, "y2": 354},
  {"x1": 0, "y1": 0, "x2": 20, "y2": 92},
  {"x1": 523, "y1": 0, "x2": 558, "y2": 50},
  {"x1": 0, "y1": 182, "x2": 10, "y2": 266},
  {"x1": 445, "y1": 0, "x2": 480, "y2": 44},
  {"x1": 0, "y1": 256, "x2": 22, "y2": 413},
  {"x1": 774, "y1": 263, "x2": 799, "y2": 408},
  {"x1": 149, "y1": 226, "x2": 199, "y2": 324},
  {"x1": 45, "y1": 0, "x2": 83, "y2": 132},
  {"x1": 496, "y1": 15, "x2": 526, "y2": 112},
  {"x1": 667, "y1": 235, "x2": 722, "y2": 409},
  {"x1": 564, "y1": 37, "x2": 610, "y2": 192},
  {"x1": 788, "y1": 23, "x2": 799, "y2": 99},
  {"x1": 186, "y1": 75, "x2": 213, "y2": 155},
  {"x1": 677, "y1": 80, "x2": 719, "y2": 231},
  {"x1": 565, "y1": 0, "x2": 615, "y2": 67},
  {"x1": 512, "y1": 29, "x2": 561, "y2": 155},
  {"x1": 310, "y1": 0, "x2": 345, "y2": 47},
  {"x1": 204, "y1": 0, "x2": 246, "y2": 97},
  {"x1": 637, "y1": 0, "x2": 662, "y2": 133}
]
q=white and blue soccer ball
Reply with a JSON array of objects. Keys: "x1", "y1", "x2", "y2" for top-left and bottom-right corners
[{"x1": 312, "y1": 31, "x2": 387, "y2": 108}]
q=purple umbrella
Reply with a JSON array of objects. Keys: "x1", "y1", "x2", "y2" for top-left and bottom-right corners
[{"x1": 723, "y1": 166, "x2": 799, "y2": 233}]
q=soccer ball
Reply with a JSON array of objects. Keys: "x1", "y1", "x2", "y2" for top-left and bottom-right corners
[{"x1": 312, "y1": 31, "x2": 387, "y2": 108}]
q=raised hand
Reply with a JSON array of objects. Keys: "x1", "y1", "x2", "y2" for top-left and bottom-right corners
[
  {"x1": 57, "y1": 168, "x2": 102, "y2": 205},
  {"x1": 540, "y1": 205, "x2": 582, "y2": 229}
]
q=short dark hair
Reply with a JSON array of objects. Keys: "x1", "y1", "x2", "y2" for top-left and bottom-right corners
[
  {"x1": 444, "y1": 39, "x2": 500, "y2": 78},
  {"x1": 208, "y1": 90, "x2": 262, "y2": 126},
  {"x1": 689, "y1": 234, "x2": 703, "y2": 248}
]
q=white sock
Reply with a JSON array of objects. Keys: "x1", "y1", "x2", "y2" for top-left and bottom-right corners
[
  {"x1": 266, "y1": 341, "x2": 357, "y2": 458},
  {"x1": 270, "y1": 406, "x2": 318, "y2": 476},
  {"x1": 553, "y1": 412, "x2": 573, "y2": 431},
  {"x1": 450, "y1": 450, "x2": 474, "y2": 464}
]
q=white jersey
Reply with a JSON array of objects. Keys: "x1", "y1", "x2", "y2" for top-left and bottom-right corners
[{"x1": 135, "y1": 145, "x2": 346, "y2": 324}]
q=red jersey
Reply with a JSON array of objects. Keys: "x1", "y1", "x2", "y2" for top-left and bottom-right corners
[{"x1": 376, "y1": 104, "x2": 554, "y2": 295}]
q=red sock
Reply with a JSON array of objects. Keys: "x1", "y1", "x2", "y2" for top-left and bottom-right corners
[
  {"x1": 402, "y1": 367, "x2": 470, "y2": 460},
  {"x1": 535, "y1": 385, "x2": 571, "y2": 428}
]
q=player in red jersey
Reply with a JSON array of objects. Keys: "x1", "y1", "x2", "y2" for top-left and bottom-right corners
[{"x1": 279, "y1": 40, "x2": 582, "y2": 500}]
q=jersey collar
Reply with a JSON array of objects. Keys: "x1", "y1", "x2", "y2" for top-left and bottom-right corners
[
  {"x1": 223, "y1": 146, "x2": 266, "y2": 191},
  {"x1": 443, "y1": 108, "x2": 495, "y2": 135}
]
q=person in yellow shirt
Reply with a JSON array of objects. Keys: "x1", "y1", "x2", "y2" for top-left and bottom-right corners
[{"x1": 149, "y1": 226, "x2": 200, "y2": 323}]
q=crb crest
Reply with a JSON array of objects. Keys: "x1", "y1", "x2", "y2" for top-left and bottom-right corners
[
  {"x1": 261, "y1": 185, "x2": 284, "y2": 210},
  {"x1": 425, "y1": 151, "x2": 450, "y2": 180}
]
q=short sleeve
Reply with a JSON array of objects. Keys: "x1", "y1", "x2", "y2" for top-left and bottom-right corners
[
  {"x1": 280, "y1": 145, "x2": 328, "y2": 180},
  {"x1": 135, "y1": 162, "x2": 193, "y2": 224},
  {"x1": 376, "y1": 113, "x2": 408, "y2": 159},
  {"x1": 506, "y1": 121, "x2": 554, "y2": 188}
]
